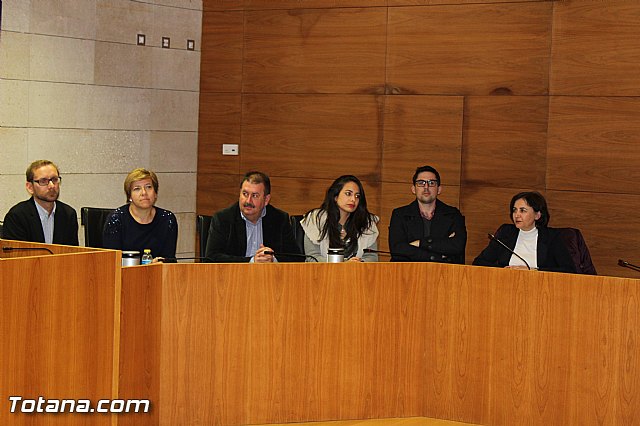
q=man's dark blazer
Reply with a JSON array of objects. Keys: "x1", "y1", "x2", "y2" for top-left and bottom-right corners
[
  {"x1": 3, "y1": 198, "x2": 79, "y2": 245},
  {"x1": 205, "y1": 203, "x2": 303, "y2": 263},
  {"x1": 388, "y1": 199, "x2": 467, "y2": 263},
  {"x1": 472, "y1": 223, "x2": 576, "y2": 273}
]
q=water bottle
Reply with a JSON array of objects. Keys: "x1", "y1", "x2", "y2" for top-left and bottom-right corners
[{"x1": 141, "y1": 249, "x2": 153, "y2": 265}]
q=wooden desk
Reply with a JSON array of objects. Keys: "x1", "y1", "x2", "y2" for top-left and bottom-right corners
[
  {"x1": 0, "y1": 239, "x2": 121, "y2": 426},
  {"x1": 119, "y1": 262, "x2": 640, "y2": 426}
]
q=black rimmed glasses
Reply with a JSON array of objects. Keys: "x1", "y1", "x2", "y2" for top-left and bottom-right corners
[
  {"x1": 414, "y1": 179, "x2": 438, "y2": 188},
  {"x1": 32, "y1": 176, "x2": 62, "y2": 186}
]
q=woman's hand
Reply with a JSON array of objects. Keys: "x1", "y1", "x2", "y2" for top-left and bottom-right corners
[
  {"x1": 505, "y1": 265, "x2": 534, "y2": 270},
  {"x1": 347, "y1": 256, "x2": 363, "y2": 262}
]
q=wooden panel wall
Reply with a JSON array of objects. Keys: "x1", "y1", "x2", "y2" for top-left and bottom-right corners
[{"x1": 198, "y1": 0, "x2": 640, "y2": 278}]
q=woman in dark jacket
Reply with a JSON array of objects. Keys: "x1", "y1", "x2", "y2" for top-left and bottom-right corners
[{"x1": 473, "y1": 191, "x2": 575, "y2": 273}]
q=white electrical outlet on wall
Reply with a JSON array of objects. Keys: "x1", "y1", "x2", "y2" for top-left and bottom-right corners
[{"x1": 222, "y1": 144, "x2": 239, "y2": 155}]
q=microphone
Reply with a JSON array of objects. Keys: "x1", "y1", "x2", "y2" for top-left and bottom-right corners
[
  {"x1": 3, "y1": 246, "x2": 54, "y2": 255},
  {"x1": 487, "y1": 233, "x2": 531, "y2": 270},
  {"x1": 159, "y1": 256, "x2": 213, "y2": 263},
  {"x1": 364, "y1": 248, "x2": 392, "y2": 256},
  {"x1": 618, "y1": 259, "x2": 640, "y2": 272},
  {"x1": 263, "y1": 250, "x2": 318, "y2": 262}
]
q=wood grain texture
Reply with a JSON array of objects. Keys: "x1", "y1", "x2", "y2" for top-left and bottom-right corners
[
  {"x1": 245, "y1": 0, "x2": 387, "y2": 9},
  {"x1": 203, "y1": 0, "x2": 243, "y2": 13},
  {"x1": 387, "y1": 3, "x2": 552, "y2": 95},
  {"x1": 547, "y1": 190, "x2": 640, "y2": 279},
  {"x1": 196, "y1": 173, "x2": 243, "y2": 215},
  {"x1": 200, "y1": 11, "x2": 244, "y2": 93},
  {"x1": 461, "y1": 96, "x2": 548, "y2": 189},
  {"x1": 198, "y1": 93, "x2": 242, "y2": 175},
  {"x1": 547, "y1": 96, "x2": 640, "y2": 194},
  {"x1": 551, "y1": 1, "x2": 640, "y2": 96},
  {"x1": 382, "y1": 96, "x2": 463, "y2": 184},
  {"x1": 241, "y1": 94, "x2": 383, "y2": 180},
  {"x1": 118, "y1": 262, "x2": 640, "y2": 425},
  {"x1": 253, "y1": 418, "x2": 479, "y2": 426},
  {"x1": 118, "y1": 265, "x2": 162, "y2": 426},
  {"x1": 243, "y1": 8, "x2": 386, "y2": 93},
  {"x1": 389, "y1": 0, "x2": 543, "y2": 4},
  {"x1": 0, "y1": 249, "x2": 120, "y2": 426}
]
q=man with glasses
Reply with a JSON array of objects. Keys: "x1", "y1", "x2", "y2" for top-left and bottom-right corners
[
  {"x1": 3, "y1": 160, "x2": 79, "y2": 245},
  {"x1": 388, "y1": 165, "x2": 466, "y2": 263},
  {"x1": 205, "y1": 171, "x2": 303, "y2": 263}
]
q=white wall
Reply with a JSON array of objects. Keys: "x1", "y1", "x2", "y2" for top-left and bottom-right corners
[{"x1": 0, "y1": 0, "x2": 202, "y2": 256}]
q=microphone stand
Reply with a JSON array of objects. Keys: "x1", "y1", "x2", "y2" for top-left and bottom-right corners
[
  {"x1": 3, "y1": 246, "x2": 54, "y2": 255},
  {"x1": 618, "y1": 259, "x2": 640, "y2": 273},
  {"x1": 487, "y1": 233, "x2": 531, "y2": 270},
  {"x1": 263, "y1": 251, "x2": 318, "y2": 262}
]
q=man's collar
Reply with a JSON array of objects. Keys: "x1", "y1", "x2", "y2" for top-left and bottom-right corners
[{"x1": 240, "y1": 206, "x2": 267, "y2": 224}]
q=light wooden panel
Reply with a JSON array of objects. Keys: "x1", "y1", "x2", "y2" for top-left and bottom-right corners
[
  {"x1": 382, "y1": 96, "x2": 463, "y2": 184},
  {"x1": 254, "y1": 418, "x2": 479, "y2": 426},
  {"x1": 460, "y1": 185, "x2": 530, "y2": 265},
  {"x1": 241, "y1": 94, "x2": 383, "y2": 180},
  {"x1": 118, "y1": 265, "x2": 162, "y2": 426},
  {"x1": 461, "y1": 96, "x2": 548, "y2": 189},
  {"x1": 551, "y1": 1, "x2": 640, "y2": 96},
  {"x1": 0, "y1": 249, "x2": 120, "y2": 426},
  {"x1": 243, "y1": 8, "x2": 386, "y2": 93},
  {"x1": 119, "y1": 262, "x2": 640, "y2": 425},
  {"x1": 547, "y1": 96, "x2": 640, "y2": 194},
  {"x1": 379, "y1": 182, "x2": 461, "y2": 255},
  {"x1": 547, "y1": 190, "x2": 640, "y2": 279},
  {"x1": 387, "y1": 3, "x2": 552, "y2": 95},
  {"x1": 198, "y1": 93, "x2": 241, "y2": 175},
  {"x1": 200, "y1": 11, "x2": 244, "y2": 93}
]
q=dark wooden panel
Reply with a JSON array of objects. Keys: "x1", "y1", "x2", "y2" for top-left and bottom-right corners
[
  {"x1": 380, "y1": 182, "x2": 461, "y2": 255},
  {"x1": 387, "y1": 3, "x2": 552, "y2": 95},
  {"x1": 389, "y1": 0, "x2": 544, "y2": 4},
  {"x1": 460, "y1": 185, "x2": 531, "y2": 265},
  {"x1": 196, "y1": 173, "x2": 243, "y2": 215},
  {"x1": 243, "y1": 8, "x2": 386, "y2": 93},
  {"x1": 547, "y1": 191, "x2": 640, "y2": 279},
  {"x1": 551, "y1": 1, "x2": 640, "y2": 96},
  {"x1": 461, "y1": 96, "x2": 548, "y2": 189},
  {"x1": 200, "y1": 11, "x2": 244, "y2": 93},
  {"x1": 241, "y1": 94, "x2": 383, "y2": 180},
  {"x1": 547, "y1": 97, "x2": 640, "y2": 194},
  {"x1": 198, "y1": 93, "x2": 242, "y2": 175},
  {"x1": 382, "y1": 96, "x2": 463, "y2": 184},
  {"x1": 203, "y1": 0, "x2": 243, "y2": 12},
  {"x1": 245, "y1": 0, "x2": 386, "y2": 8}
]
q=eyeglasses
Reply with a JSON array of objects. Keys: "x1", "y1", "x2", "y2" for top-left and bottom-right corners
[
  {"x1": 32, "y1": 176, "x2": 62, "y2": 186},
  {"x1": 414, "y1": 179, "x2": 438, "y2": 188}
]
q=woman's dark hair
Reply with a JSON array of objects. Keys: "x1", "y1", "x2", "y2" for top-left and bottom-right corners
[
  {"x1": 509, "y1": 191, "x2": 550, "y2": 228},
  {"x1": 305, "y1": 175, "x2": 376, "y2": 248}
]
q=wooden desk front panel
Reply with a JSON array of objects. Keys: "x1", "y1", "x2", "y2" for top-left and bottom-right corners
[
  {"x1": 119, "y1": 263, "x2": 640, "y2": 426},
  {"x1": 0, "y1": 250, "x2": 120, "y2": 426}
]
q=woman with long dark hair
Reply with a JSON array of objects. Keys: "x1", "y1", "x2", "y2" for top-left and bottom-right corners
[{"x1": 301, "y1": 175, "x2": 379, "y2": 262}]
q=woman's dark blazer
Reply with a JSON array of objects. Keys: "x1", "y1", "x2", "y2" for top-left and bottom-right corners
[{"x1": 473, "y1": 224, "x2": 576, "y2": 273}]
